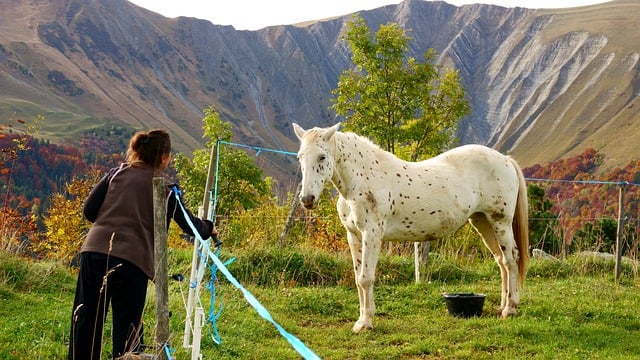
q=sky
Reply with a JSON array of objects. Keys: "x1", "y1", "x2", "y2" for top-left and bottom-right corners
[{"x1": 128, "y1": 0, "x2": 612, "y2": 31}]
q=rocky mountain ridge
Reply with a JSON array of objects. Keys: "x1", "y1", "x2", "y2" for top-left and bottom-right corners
[{"x1": 0, "y1": 0, "x2": 638, "y2": 179}]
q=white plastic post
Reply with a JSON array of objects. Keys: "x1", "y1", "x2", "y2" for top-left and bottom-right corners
[
  {"x1": 191, "y1": 306, "x2": 205, "y2": 360},
  {"x1": 185, "y1": 142, "x2": 217, "y2": 354},
  {"x1": 183, "y1": 206, "x2": 204, "y2": 349}
]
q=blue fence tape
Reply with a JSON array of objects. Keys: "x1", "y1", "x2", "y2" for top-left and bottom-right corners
[{"x1": 172, "y1": 187, "x2": 321, "y2": 360}]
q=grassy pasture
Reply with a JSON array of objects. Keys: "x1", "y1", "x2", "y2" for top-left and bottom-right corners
[{"x1": 1, "y1": 248, "x2": 639, "y2": 359}]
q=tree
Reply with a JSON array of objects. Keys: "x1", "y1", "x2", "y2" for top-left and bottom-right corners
[
  {"x1": 36, "y1": 171, "x2": 99, "y2": 264},
  {"x1": 527, "y1": 184, "x2": 562, "y2": 255},
  {"x1": 172, "y1": 105, "x2": 269, "y2": 217},
  {"x1": 331, "y1": 15, "x2": 469, "y2": 161}
]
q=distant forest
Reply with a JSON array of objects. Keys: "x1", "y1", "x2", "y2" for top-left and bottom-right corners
[{"x1": 0, "y1": 126, "x2": 132, "y2": 218}]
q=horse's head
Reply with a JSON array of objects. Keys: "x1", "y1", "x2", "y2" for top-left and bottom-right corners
[{"x1": 293, "y1": 122, "x2": 340, "y2": 209}]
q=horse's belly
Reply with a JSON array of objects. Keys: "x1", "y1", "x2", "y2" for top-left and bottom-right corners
[{"x1": 384, "y1": 208, "x2": 466, "y2": 242}]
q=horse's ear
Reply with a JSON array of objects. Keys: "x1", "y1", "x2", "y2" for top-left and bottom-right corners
[
  {"x1": 292, "y1": 123, "x2": 306, "y2": 140},
  {"x1": 323, "y1": 122, "x2": 341, "y2": 140}
]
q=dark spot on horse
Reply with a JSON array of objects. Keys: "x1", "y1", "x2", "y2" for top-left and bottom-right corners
[
  {"x1": 396, "y1": 173, "x2": 401, "y2": 177},
  {"x1": 430, "y1": 211, "x2": 436, "y2": 215},
  {"x1": 492, "y1": 212, "x2": 505, "y2": 221},
  {"x1": 501, "y1": 245, "x2": 506, "y2": 251},
  {"x1": 366, "y1": 192, "x2": 376, "y2": 207}
]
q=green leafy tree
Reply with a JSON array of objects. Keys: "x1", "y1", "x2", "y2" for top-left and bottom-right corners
[
  {"x1": 528, "y1": 184, "x2": 562, "y2": 255},
  {"x1": 172, "y1": 105, "x2": 269, "y2": 217},
  {"x1": 332, "y1": 15, "x2": 469, "y2": 160},
  {"x1": 573, "y1": 218, "x2": 618, "y2": 254}
]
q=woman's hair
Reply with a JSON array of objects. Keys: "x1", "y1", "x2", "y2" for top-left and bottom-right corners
[{"x1": 126, "y1": 129, "x2": 171, "y2": 170}]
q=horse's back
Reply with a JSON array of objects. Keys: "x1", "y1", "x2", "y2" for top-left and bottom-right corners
[
  {"x1": 371, "y1": 145, "x2": 518, "y2": 241},
  {"x1": 429, "y1": 145, "x2": 516, "y2": 183}
]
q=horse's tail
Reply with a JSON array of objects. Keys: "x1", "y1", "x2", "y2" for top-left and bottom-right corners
[{"x1": 509, "y1": 157, "x2": 529, "y2": 290}]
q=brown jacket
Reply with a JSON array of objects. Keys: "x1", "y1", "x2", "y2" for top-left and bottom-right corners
[{"x1": 81, "y1": 164, "x2": 213, "y2": 279}]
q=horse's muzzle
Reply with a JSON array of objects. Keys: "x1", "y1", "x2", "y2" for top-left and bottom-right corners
[{"x1": 300, "y1": 194, "x2": 316, "y2": 209}]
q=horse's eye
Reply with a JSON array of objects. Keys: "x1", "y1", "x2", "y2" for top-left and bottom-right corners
[{"x1": 319, "y1": 155, "x2": 326, "y2": 162}]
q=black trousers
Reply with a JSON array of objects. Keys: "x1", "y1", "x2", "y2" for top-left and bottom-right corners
[{"x1": 69, "y1": 252, "x2": 148, "y2": 360}]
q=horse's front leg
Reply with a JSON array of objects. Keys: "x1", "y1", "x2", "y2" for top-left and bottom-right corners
[
  {"x1": 352, "y1": 230, "x2": 382, "y2": 333},
  {"x1": 346, "y1": 229, "x2": 365, "y2": 328}
]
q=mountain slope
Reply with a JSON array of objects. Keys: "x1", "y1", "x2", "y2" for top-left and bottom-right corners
[{"x1": 0, "y1": 0, "x2": 638, "y2": 177}]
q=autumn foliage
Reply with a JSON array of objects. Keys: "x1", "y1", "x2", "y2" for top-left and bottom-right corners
[
  {"x1": 33, "y1": 171, "x2": 100, "y2": 264},
  {"x1": 523, "y1": 148, "x2": 640, "y2": 254}
]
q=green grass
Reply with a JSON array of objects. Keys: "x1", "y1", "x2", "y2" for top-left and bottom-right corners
[{"x1": 1, "y1": 249, "x2": 639, "y2": 359}]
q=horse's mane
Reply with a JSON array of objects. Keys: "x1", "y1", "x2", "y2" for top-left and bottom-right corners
[{"x1": 337, "y1": 130, "x2": 385, "y2": 152}]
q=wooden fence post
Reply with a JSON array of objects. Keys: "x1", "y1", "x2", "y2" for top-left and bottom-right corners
[
  {"x1": 153, "y1": 177, "x2": 170, "y2": 359},
  {"x1": 279, "y1": 183, "x2": 302, "y2": 246},
  {"x1": 615, "y1": 182, "x2": 626, "y2": 282},
  {"x1": 201, "y1": 140, "x2": 218, "y2": 219}
]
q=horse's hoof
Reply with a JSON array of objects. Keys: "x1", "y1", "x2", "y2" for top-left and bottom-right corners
[
  {"x1": 499, "y1": 307, "x2": 518, "y2": 319},
  {"x1": 352, "y1": 320, "x2": 373, "y2": 333}
]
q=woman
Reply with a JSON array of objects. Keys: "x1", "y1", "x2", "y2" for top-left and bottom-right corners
[{"x1": 69, "y1": 129, "x2": 216, "y2": 359}]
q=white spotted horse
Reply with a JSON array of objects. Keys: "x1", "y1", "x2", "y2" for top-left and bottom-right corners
[{"x1": 293, "y1": 122, "x2": 529, "y2": 332}]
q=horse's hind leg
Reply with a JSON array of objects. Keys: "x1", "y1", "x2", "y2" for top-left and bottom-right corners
[{"x1": 468, "y1": 214, "x2": 519, "y2": 318}]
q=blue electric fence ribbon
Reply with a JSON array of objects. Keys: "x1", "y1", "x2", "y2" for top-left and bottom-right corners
[
  {"x1": 217, "y1": 140, "x2": 297, "y2": 157},
  {"x1": 163, "y1": 342, "x2": 173, "y2": 359},
  {"x1": 173, "y1": 187, "x2": 321, "y2": 360}
]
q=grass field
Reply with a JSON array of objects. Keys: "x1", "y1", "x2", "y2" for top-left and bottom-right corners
[{"x1": 1, "y1": 248, "x2": 639, "y2": 359}]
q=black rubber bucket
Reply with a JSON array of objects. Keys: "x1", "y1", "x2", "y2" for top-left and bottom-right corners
[{"x1": 442, "y1": 292, "x2": 486, "y2": 318}]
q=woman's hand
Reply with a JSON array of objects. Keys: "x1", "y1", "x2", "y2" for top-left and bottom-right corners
[{"x1": 211, "y1": 227, "x2": 222, "y2": 247}]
